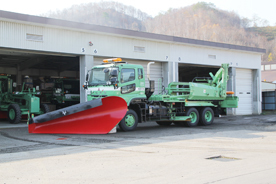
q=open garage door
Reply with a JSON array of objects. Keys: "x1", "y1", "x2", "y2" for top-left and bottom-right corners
[
  {"x1": 94, "y1": 58, "x2": 163, "y2": 94},
  {"x1": 0, "y1": 48, "x2": 80, "y2": 107},
  {"x1": 178, "y1": 64, "x2": 220, "y2": 82},
  {"x1": 236, "y1": 68, "x2": 253, "y2": 115},
  {"x1": 0, "y1": 50, "x2": 79, "y2": 79}
]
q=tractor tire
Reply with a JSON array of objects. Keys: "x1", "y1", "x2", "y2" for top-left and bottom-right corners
[
  {"x1": 185, "y1": 108, "x2": 199, "y2": 127},
  {"x1": 119, "y1": 109, "x2": 138, "y2": 132},
  {"x1": 40, "y1": 104, "x2": 50, "y2": 114},
  {"x1": 156, "y1": 121, "x2": 172, "y2": 126},
  {"x1": 7, "y1": 104, "x2": 21, "y2": 124},
  {"x1": 199, "y1": 107, "x2": 214, "y2": 126}
]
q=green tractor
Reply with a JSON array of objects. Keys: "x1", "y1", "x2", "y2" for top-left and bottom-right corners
[
  {"x1": 0, "y1": 75, "x2": 50, "y2": 124},
  {"x1": 50, "y1": 78, "x2": 80, "y2": 109}
]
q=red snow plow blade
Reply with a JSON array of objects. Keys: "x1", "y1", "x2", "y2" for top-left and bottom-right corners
[{"x1": 28, "y1": 96, "x2": 127, "y2": 134}]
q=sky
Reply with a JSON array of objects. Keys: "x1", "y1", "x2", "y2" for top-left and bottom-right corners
[{"x1": 1, "y1": 0, "x2": 276, "y2": 26}]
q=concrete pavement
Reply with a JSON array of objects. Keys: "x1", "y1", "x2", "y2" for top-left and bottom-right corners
[{"x1": 0, "y1": 114, "x2": 276, "y2": 183}]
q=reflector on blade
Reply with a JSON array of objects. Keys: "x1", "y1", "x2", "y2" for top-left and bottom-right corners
[{"x1": 29, "y1": 96, "x2": 127, "y2": 134}]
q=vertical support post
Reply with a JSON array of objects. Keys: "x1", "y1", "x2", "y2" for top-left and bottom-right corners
[
  {"x1": 227, "y1": 67, "x2": 236, "y2": 115},
  {"x1": 168, "y1": 61, "x2": 179, "y2": 83},
  {"x1": 175, "y1": 62, "x2": 179, "y2": 82},
  {"x1": 162, "y1": 62, "x2": 169, "y2": 88},
  {"x1": 252, "y1": 69, "x2": 261, "y2": 114},
  {"x1": 79, "y1": 55, "x2": 94, "y2": 103},
  {"x1": 168, "y1": 62, "x2": 173, "y2": 84}
]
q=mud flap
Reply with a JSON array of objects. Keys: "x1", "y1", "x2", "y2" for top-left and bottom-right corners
[{"x1": 28, "y1": 96, "x2": 127, "y2": 134}]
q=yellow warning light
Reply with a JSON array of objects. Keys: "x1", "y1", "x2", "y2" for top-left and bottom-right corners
[
  {"x1": 112, "y1": 58, "x2": 122, "y2": 62},
  {"x1": 226, "y1": 91, "x2": 234, "y2": 95},
  {"x1": 103, "y1": 58, "x2": 122, "y2": 63}
]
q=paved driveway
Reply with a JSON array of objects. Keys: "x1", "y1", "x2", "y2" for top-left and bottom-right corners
[{"x1": 1, "y1": 115, "x2": 276, "y2": 183}]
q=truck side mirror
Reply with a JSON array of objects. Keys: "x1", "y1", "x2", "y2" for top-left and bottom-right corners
[{"x1": 86, "y1": 73, "x2": 89, "y2": 81}]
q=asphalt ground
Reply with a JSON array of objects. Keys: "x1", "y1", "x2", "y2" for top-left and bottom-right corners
[{"x1": 0, "y1": 114, "x2": 276, "y2": 184}]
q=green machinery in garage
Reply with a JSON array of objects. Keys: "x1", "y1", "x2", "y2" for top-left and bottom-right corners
[
  {"x1": 0, "y1": 75, "x2": 50, "y2": 124},
  {"x1": 50, "y1": 78, "x2": 80, "y2": 109}
]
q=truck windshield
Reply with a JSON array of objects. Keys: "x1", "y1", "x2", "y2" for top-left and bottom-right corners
[{"x1": 88, "y1": 67, "x2": 118, "y2": 86}]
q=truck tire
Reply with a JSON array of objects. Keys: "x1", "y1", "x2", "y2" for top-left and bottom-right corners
[
  {"x1": 185, "y1": 108, "x2": 199, "y2": 127},
  {"x1": 156, "y1": 121, "x2": 172, "y2": 126},
  {"x1": 119, "y1": 109, "x2": 138, "y2": 131},
  {"x1": 199, "y1": 107, "x2": 214, "y2": 126},
  {"x1": 7, "y1": 104, "x2": 21, "y2": 124},
  {"x1": 40, "y1": 104, "x2": 50, "y2": 114}
]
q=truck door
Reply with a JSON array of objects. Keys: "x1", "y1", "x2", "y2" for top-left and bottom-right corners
[{"x1": 120, "y1": 68, "x2": 136, "y2": 94}]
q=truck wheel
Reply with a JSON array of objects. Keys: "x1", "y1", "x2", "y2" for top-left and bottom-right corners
[
  {"x1": 7, "y1": 104, "x2": 21, "y2": 124},
  {"x1": 199, "y1": 107, "x2": 214, "y2": 126},
  {"x1": 185, "y1": 108, "x2": 199, "y2": 127},
  {"x1": 119, "y1": 109, "x2": 138, "y2": 131},
  {"x1": 40, "y1": 104, "x2": 50, "y2": 114},
  {"x1": 156, "y1": 121, "x2": 172, "y2": 126}
]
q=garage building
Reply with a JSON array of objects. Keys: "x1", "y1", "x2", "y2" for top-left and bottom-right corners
[{"x1": 0, "y1": 10, "x2": 265, "y2": 115}]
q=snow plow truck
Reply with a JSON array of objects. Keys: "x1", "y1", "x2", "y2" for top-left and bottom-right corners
[{"x1": 28, "y1": 58, "x2": 238, "y2": 134}]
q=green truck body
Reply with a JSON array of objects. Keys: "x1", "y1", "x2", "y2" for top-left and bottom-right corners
[
  {"x1": 0, "y1": 75, "x2": 49, "y2": 124},
  {"x1": 84, "y1": 59, "x2": 238, "y2": 131}
]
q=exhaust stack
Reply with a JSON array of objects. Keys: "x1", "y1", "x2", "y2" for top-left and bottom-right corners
[{"x1": 147, "y1": 62, "x2": 155, "y2": 81}]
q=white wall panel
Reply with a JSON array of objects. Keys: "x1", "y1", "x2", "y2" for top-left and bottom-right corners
[
  {"x1": 0, "y1": 20, "x2": 262, "y2": 71},
  {"x1": 170, "y1": 44, "x2": 261, "y2": 70}
]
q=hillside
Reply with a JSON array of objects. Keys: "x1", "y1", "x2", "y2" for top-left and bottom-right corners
[
  {"x1": 41, "y1": 1, "x2": 149, "y2": 31},
  {"x1": 42, "y1": 1, "x2": 274, "y2": 63},
  {"x1": 247, "y1": 26, "x2": 276, "y2": 41}
]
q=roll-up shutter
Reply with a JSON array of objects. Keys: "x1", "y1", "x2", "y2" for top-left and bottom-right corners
[
  {"x1": 126, "y1": 60, "x2": 163, "y2": 94},
  {"x1": 236, "y1": 68, "x2": 253, "y2": 115}
]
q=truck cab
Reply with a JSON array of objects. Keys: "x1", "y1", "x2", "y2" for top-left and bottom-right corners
[{"x1": 85, "y1": 58, "x2": 147, "y2": 105}]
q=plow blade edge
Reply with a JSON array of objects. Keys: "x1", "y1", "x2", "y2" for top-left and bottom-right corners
[{"x1": 28, "y1": 96, "x2": 127, "y2": 134}]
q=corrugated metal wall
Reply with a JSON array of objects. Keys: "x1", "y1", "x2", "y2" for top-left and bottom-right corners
[
  {"x1": 0, "y1": 20, "x2": 87, "y2": 54},
  {"x1": 1, "y1": 20, "x2": 261, "y2": 70},
  {"x1": 0, "y1": 20, "x2": 170, "y2": 61}
]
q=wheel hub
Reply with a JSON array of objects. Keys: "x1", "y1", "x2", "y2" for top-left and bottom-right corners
[
  {"x1": 9, "y1": 109, "x2": 15, "y2": 120},
  {"x1": 190, "y1": 112, "x2": 197, "y2": 124},
  {"x1": 125, "y1": 114, "x2": 135, "y2": 127},
  {"x1": 205, "y1": 111, "x2": 212, "y2": 122}
]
